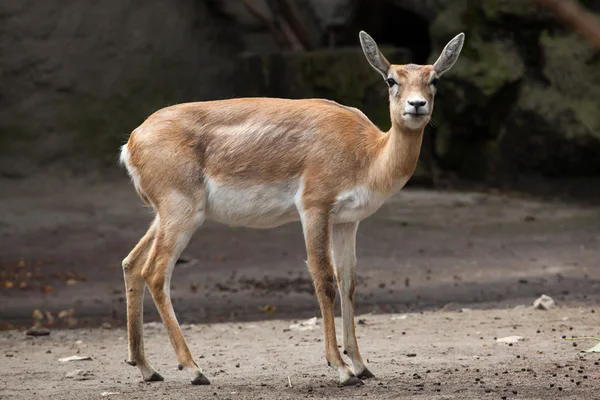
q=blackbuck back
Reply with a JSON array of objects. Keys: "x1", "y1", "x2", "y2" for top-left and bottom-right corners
[{"x1": 119, "y1": 30, "x2": 464, "y2": 386}]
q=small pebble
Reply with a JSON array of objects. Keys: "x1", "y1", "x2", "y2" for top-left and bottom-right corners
[{"x1": 26, "y1": 326, "x2": 50, "y2": 337}]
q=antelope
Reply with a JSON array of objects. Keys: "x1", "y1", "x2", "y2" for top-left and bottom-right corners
[{"x1": 119, "y1": 30, "x2": 465, "y2": 386}]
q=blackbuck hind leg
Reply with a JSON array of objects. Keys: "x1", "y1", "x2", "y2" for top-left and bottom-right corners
[
  {"x1": 141, "y1": 193, "x2": 210, "y2": 385},
  {"x1": 331, "y1": 222, "x2": 374, "y2": 379},
  {"x1": 122, "y1": 216, "x2": 162, "y2": 381},
  {"x1": 301, "y1": 207, "x2": 362, "y2": 386}
]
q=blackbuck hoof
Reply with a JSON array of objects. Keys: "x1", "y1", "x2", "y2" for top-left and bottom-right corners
[
  {"x1": 340, "y1": 375, "x2": 364, "y2": 386},
  {"x1": 146, "y1": 372, "x2": 164, "y2": 382},
  {"x1": 125, "y1": 359, "x2": 137, "y2": 367},
  {"x1": 191, "y1": 374, "x2": 211, "y2": 385},
  {"x1": 356, "y1": 368, "x2": 375, "y2": 379}
]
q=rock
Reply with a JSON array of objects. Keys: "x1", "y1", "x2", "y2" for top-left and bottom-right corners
[
  {"x1": 26, "y1": 326, "x2": 50, "y2": 337},
  {"x1": 58, "y1": 355, "x2": 92, "y2": 362},
  {"x1": 65, "y1": 369, "x2": 94, "y2": 380},
  {"x1": 496, "y1": 336, "x2": 523, "y2": 344},
  {"x1": 101, "y1": 322, "x2": 112, "y2": 330},
  {"x1": 143, "y1": 322, "x2": 163, "y2": 330},
  {"x1": 533, "y1": 294, "x2": 555, "y2": 310},
  {"x1": 289, "y1": 317, "x2": 319, "y2": 331},
  {"x1": 428, "y1": 0, "x2": 600, "y2": 180}
]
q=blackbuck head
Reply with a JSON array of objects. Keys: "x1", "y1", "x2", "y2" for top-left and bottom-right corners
[{"x1": 359, "y1": 30, "x2": 465, "y2": 131}]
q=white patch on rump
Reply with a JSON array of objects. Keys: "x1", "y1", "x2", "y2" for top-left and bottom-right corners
[
  {"x1": 120, "y1": 143, "x2": 144, "y2": 198},
  {"x1": 205, "y1": 177, "x2": 301, "y2": 228}
]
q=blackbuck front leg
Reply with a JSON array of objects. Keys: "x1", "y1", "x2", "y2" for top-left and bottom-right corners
[
  {"x1": 301, "y1": 207, "x2": 362, "y2": 386},
  {"x1": 331, "y1": 222, "x2": 374, "y2": 379},
  {"x1": 140, "y1": 193, "x2": 210, "y2": 385},
  {"x1": 122, "y1": 217, "x2": 162, "y2": 381}
]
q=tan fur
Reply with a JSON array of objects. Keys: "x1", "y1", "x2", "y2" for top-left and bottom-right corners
[
  {"x1": 120, "y1": 30, "x2": 464, "y2": 385},
  {"x1": 126, "y1": 95, "x2": 426, "y2": 204}
]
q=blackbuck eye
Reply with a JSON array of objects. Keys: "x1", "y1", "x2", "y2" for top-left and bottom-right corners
[
  {"x1": 386, "y1": 78, "x2": 397, "y2": 87},
  {"x1": 430, "y1": 78, "x2": 440, "y2": 87}
]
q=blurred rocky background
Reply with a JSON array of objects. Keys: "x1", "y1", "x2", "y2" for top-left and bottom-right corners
[{"x1": 1, "y1": 0, "x2": 599, "y2": 189}]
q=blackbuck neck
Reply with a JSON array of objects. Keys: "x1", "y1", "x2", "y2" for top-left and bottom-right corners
[{"x1": 368, "y1": 118, "x2": 425, "y2": 192}]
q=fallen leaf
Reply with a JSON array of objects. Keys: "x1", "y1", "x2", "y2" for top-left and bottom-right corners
[
  {"x1": 260, "y1": 304, "x2": 276, "y2": 313},
  {"x1": 66, "y1": 317, "x2": 79, "y2": 328},
  {"x1": 19, "y1": 281, "x2": 28, "y2": 289},
  {"x1": 18, "y1": 258, "x2": 26, "y2": 268},
  {"x1": 41, "y1": 285, "x2": 53, "y2": 293},
  {"x1": 45, "y1": 312, "x2": 55, "y2": 324},
  {"x1": 58, "y1": 308, "x2": 75, "y2": 319},
  {"x1": 564, "y1": 337, "x2": 600, "y2": 353},
  {"x1": 190, "y1": 282, "x2": 199, "y2": 293},
  {"x1": 4, "y1": 281, "x2": 14, "y2": 289},
  {"x1": 584, "y1": 342, "x2": 600, "y2": 353},
  {"x1": 66, "y1": 279, "x2": 77, "y2": 285},
  {"x1": 32, "y1": 309, "x2": 44, "y2": 320}
]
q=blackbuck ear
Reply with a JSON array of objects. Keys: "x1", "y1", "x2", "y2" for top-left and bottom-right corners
[
  {"x1": 432, "y1": 33, "x2": 465, "y2": 76},
  {"x1": 359, "y1": 31, "x2": 391, "y2": 80}
]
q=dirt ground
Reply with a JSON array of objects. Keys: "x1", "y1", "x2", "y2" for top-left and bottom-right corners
[
  {"x1": 1, "y1": 172, "x2": 600, "y2": 398},
  {"x1": 2, "y1": 308, "x2": 600, "y2": 399}
]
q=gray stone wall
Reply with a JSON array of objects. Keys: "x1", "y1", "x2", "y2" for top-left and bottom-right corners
[{"x1": 0, "y1": 0, "x2": 242, "y2": 176}]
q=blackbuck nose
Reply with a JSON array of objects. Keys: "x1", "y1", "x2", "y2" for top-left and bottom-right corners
[{"x1": 408, "y1": 100, "x2": 426, "y2": 111}]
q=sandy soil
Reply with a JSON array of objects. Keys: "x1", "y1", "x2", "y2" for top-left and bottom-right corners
[
  {"x1": 1, "y1": 174, "x2": 600, "y2": 328},
  {"x1": 2, "y1": 308, "x2": 600, "y2": 399},
  {"x1": 1, "y1": 173, "x2": 600, "y2": 398}
]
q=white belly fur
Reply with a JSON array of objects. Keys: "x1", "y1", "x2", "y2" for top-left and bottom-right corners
[
  {"x1": 205, "y1": 178, "x2": 301, "y2": 228},
  {"x1": 204, "y1": 177, "x2": 409, "y2": 228}
]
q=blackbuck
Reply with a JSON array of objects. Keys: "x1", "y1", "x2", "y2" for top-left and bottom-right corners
[{"x1": 120, "y1": 30, "x2": 465, "y2": 386}]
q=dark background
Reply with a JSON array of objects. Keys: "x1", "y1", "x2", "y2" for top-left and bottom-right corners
[
  {"x1": 2, "y1": 0, "x2": 600, "y2": 187},
  {"x1": 1, "y1": 0, "x2": 600, "y2": 329}
]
